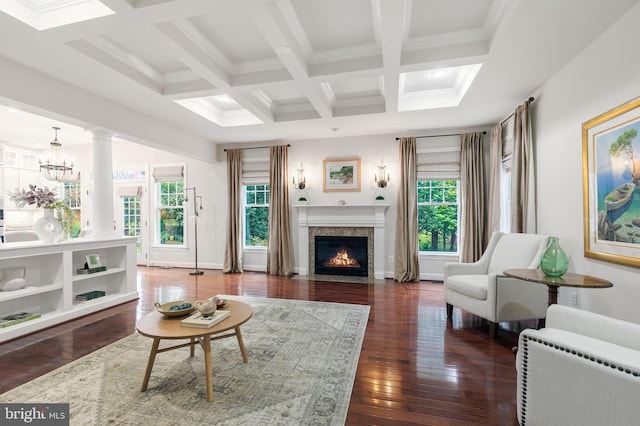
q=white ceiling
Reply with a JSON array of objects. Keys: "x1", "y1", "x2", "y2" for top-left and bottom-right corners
[{"x1": 0, "y1": 0, "x2": 638, "y2": 157}]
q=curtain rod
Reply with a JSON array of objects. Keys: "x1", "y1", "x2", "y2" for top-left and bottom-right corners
[
  {"x1": 500, "y1": 96, "x2": 535, "y2": 126},
  {"x1": 224, "y1": 144, "x2": 290, "y2": 152},
  {"x1": 394, "y1": 96, "x2": 535, "y2": 140},
  {"x1": 395, "y1": 131, "x2": 486, "y2": 141}
]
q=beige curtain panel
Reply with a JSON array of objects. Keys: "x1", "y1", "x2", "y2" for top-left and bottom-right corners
[
  {"x1": 510, "y1": 100, "x2": 536, "y2": 233},
  {"x1": 394, "y1": 137, "x2": 420, "y2": 282},
  {"x1": 223, "y1": 149, "x2": 243, "y2": 273},
  {"x1": 459, "y1": 132, "x2": 486, "y2": 262},
  {"x1": 266, "y1": 145, "x2": 293, "y2": 276},
  {"x1": 487, "y1": 124, "x2": 502, "y2": 239}
]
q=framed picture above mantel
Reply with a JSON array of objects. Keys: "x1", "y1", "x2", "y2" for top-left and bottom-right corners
[
  {"x1": 582, "y1": 96, "x2": 640, "y2": 268},
  {"x1": 323, "y1": 158, "x2": 361, "y2": 192}
]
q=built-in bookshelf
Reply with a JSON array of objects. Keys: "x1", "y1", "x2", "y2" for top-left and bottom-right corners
[{"x1": 0, "y1": 236, "x2": 138, "y2": 342}]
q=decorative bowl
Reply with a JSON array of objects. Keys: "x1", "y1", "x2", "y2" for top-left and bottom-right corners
[
  {"x1": 216, "y1": 298, "x2": 227, "y2": 309},
  {"x1": 154, "y1": 300, "x2": 195, "y2": 317}
]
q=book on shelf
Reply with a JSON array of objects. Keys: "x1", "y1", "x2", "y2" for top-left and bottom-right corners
[
  {"x1": 0, "y1": 312, "x2": 41, "y2": 328},
  {"x1": 76, "y1": 266, "x2": 108, "y2": 275},
  {"x1": 75, "y1": 290, "x2": 106, "y2": 301},
  {"x1": 181, "y1": 310, "x2": 230, "y2": 329}
]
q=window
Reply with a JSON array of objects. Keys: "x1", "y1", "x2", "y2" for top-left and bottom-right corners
[
  {"x1": 158, "y1": 181, "x2": 184, "y2": 245},
  {"x1": 122, "y1": 196, "x2": 142, "y2": 255},
  {"x1": 417, "y1": 180, "x2": 459, "y2": 253},
  {"x1": 244, "y1": 184, "x2": 269, "y2": 247},
  {"x1": 62, "y1": 182, "x2": 81, "y2": 238}
]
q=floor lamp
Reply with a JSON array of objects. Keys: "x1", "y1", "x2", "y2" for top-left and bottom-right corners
[{"x1": 184, "y1": 187, "x2": 203, "y2": 275}]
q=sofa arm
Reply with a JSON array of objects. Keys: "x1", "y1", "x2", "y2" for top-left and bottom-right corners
[
  {"x1": 516, "y1": 327, "x2": 640, "y2": 426},
  {"x1": 545, "y1": 304, "x2": 640, "y2": 352}
]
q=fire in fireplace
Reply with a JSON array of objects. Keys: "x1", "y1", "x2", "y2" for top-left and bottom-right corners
[
  {"x1": 314, "y1": 235, "x2": 368, "y2": 277},
  {"x1": 325, "y1": 249, "x2": 360, "y2": 268}
]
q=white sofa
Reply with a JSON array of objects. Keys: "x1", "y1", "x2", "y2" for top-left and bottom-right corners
[
  {"x1": 516, "y1": 304, "x2": 640, "y2": 425},
  {"x1": 444, "y1": 231, "x2": 549, "y2": 338}
]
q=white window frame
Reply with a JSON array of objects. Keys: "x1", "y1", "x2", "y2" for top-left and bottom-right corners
[
  {"x1": 155, "y1": 179, "x2": 184, "y2": 247},
  {"x1": 417, "y1": 179, "x2": 461, "y2": 255},
  {"x1": 242, "y1": 183, "x2": 270, "y2": 249}
]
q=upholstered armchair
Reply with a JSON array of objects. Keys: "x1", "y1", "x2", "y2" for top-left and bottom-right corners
[
  {"x1": 516, "y1": 304, "x2": 640, "y2": 425},
  {"x1": 444, "y1": 231, "x2": 549, "y2": 338}
]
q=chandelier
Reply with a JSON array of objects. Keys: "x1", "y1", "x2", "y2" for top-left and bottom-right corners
[{"x1": 40, "y1": 126, "x2": 74, "y2": 182}]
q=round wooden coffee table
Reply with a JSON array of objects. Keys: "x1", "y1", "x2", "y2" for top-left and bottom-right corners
[{"x1": 136, "y1": 299, "x2": 253, "y2": 401}]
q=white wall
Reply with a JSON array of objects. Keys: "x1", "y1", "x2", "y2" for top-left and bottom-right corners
[
  {"x1": 534, "y1": 2, "x2": 640, "y2": 322},
  {"x1": 71, "y1": 140, "x2": 227, "y2": 270},
  {"x1": 70, "y1": 130, "x2": 488, "y2": 278}
]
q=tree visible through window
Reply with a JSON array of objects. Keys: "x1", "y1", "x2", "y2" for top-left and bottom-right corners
[
  {"x1": 62, "y1": 182, "x2": 81, "y2": 238},
  {"x1": 244, "y1": 184, "x2": 269, "y2": 247},
  {"x1": 417, "y1": 180, "x2": 459, "y2": 252},
  {"x1": 158, "y1": 181, "x2": 184, "y2": 245}
]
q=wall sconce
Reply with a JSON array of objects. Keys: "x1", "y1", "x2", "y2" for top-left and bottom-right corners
[
  {"x1": 375, "y1": 165, "x2": 389, "y2": 188},
  {"x1": 293, "y1": 163, "x2": 306, "y2": 190}
]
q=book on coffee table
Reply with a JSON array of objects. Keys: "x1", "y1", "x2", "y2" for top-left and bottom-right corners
[{"x1": 180, "y1": 310, "x2": 230, "y2": 328}]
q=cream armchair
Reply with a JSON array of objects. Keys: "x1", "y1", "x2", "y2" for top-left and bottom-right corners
[
  {"x1": 516, "y1": 304, "x2": 640, "y2": 425},
  {"x1": 444, "y1": 231, "x2": 549, "y2": 338}
]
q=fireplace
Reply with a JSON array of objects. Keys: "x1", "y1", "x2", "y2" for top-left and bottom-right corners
[
  {"x1": 314, "y1": 236, "x2": 368, "y2": 277},
  {"x1": 295, "y1": 204, "x2": 388, "y2": 279}
]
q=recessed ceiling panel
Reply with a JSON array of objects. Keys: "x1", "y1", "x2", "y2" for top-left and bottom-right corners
[
  {"x1": 103, "y1": 31, "x2": 188, "y2": 75},
  {"x1": 409, "y1": 0, "x2": 494, "y2": 39},
  {"x1": 398, "y1": 64, "x2": 482, "y2": 112},
  {"x1": 189, "y1": 12, "x2": 276, "y2": 64},
  {"x1": 402, "y1": 69, "x2": 457, "y2": 93},
  {"x1": 0, "y1": 0, "x2": 114, "y2": 30},
  {"x1": 329, "y1": 76, "x2": 381, "y2": 99},
  {"x1": 291, "y1": 0, "x2": 374, "y2": 52},
  {"x1": 260, "y1": 86, "x2": 306, "y2": 103}
]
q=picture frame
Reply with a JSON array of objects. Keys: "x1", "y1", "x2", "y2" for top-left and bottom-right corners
[
  {"x1": 582, "y1": 96, "x2": 640, "y2": 268},
  {"x1": 86, "y1": 254, "x2": 102, "y2": 268},
  {"x1": 323, "y1": 158, "x2": 361, "y2": 192}
]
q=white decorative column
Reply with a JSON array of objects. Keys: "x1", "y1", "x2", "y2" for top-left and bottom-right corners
[{"x1": 90, "y1": 129, "x2": 115, "y2": 238}]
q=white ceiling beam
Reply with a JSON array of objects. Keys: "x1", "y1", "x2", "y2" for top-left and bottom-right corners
[
  {"x1": 376, "y1": 0, "x2": 410, "y2": 114},
  {"x1": 154, "y1": 21, "x2": 231, "y2": 89},
  {"x1": 66, "y1": 38, "x2": 163, "y2": 93},
  {"x1": 154, "y1": 20, "x2": 275, "y2": 123},
  {"x1": 241, "y1": 0, "x2": 333, "y2": 119}
]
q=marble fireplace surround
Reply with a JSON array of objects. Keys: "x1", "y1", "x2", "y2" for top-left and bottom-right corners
[{"x1": 296, "y1": 204, "x2": 388, "y2": 279}]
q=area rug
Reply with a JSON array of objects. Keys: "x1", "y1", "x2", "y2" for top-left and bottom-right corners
[{"x1": 0, "y1": 296, "x2": 370, "y2": 425}]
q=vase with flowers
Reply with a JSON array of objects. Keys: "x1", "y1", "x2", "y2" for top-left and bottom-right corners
[{"x1": 8, "y1": 184, "x2": 64, "y2": 242}]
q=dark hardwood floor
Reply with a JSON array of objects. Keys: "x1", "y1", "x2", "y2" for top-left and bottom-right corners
[{"x1": 0, "y1": 267, "x2": 524, "y2": 425}]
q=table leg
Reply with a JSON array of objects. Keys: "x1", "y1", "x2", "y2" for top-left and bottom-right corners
[
  {"x1": 235, "y1": 326, "x2": 248, "y2": 363},
  {"x1": 190, "y1": 337, "x2": 195, "y2": 357},
  {"x1": 548, "y1": 285, "x2": 559, "y2": 305},
  {"x1": 203, "y1": 334, "x2": 213, "y2": 402},
  {"x1": 141, "y1": 337, "x2": 160, "y2": 392}
]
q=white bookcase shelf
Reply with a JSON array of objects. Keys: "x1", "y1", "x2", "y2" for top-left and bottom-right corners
[{"x1": 0, "y1": 236, "x2": 138, "y2": 342}]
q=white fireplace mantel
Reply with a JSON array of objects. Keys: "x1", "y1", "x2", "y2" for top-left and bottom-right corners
[{"x1": 295, "y1": 204, "x2": 388, "y2": 279}]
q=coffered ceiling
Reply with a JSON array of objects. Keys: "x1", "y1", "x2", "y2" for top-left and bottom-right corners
[{"x1": 0, "y1": 0, "x2": 637, "y2": 159}]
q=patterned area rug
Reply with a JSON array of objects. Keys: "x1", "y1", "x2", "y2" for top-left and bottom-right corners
[{"x1": 1, "y1": 296, "x2": 370, "y2": 425}]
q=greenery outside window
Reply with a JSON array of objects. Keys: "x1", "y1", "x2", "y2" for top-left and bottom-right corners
[
  {"x1": 244, "y1": 184, "x2": 269, "y2": 247},
  {"x1": 62, "y1": 182, "x2": 81, "y2": 238},
  {"x1": 158, "y1": 181, "x2": 184, "y2": 245},
  {"x1": 417, "y1": 180, "x2": 459, "y2": 253},
  {"x1": 123, "y1": 196, "x2": 142, "y2": 255}
]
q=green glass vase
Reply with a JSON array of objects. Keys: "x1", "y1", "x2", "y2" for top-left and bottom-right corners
[{"x1": 540, "y1": 237, "x2": 569, "y2": 277}]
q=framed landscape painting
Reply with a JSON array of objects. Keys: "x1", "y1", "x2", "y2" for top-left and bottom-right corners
[
  {"x1": 323, "y1": 158, "x2": 361, "y2": 192},
  {"x1": 582, "y1": 96, "x2": 640, "y2": 268}
]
